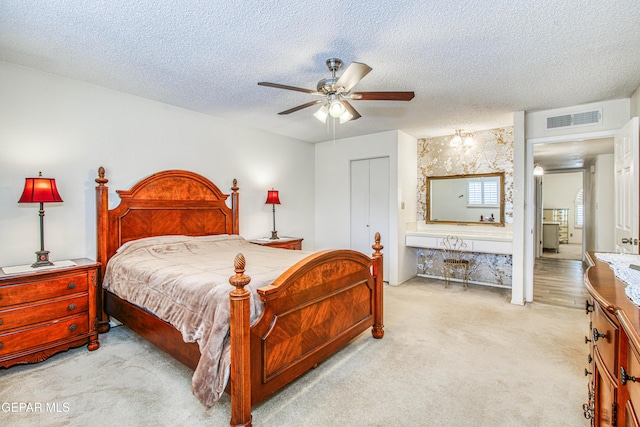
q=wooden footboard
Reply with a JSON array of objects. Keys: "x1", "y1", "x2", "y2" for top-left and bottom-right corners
[{"x1": 230, "y1": 234, "x2": 384, "y2": 427}]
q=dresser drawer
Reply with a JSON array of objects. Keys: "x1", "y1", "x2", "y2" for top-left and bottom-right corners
[
  {"x1": 592, "y1": 303, "x2": 619, "y2": 376},
  {"x1": 625, "y1": 344, "x2": 640, "y2": 419},
  {"x1": 0, "y1": 272, "x2": 88, "y2": 306},
  {"x1": 0, "y1": 314, "x2": 88, "y2": 357},
  {"x1": 0, "y1": 295, "x2": 88, "y2": 332}
]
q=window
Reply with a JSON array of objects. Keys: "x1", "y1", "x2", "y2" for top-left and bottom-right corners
[
  {"x1": 575, "y1": 189, "x2": 584, "y2": 228},
  {"x1": 467, "y1": 178, "x2": 499, "y2": 207}
]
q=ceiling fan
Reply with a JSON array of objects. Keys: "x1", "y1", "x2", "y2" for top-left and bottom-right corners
[{"x1": 258, "y1": 58, "x2": 415, "y2": 123}]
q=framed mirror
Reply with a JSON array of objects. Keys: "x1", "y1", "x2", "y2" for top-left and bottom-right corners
[{"x1": 426, "y1": 172, "x2": 505, "y2": 225}]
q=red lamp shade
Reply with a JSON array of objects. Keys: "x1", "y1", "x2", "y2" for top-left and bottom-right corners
[
  {"x1": 265, "y1": 189, "x2": 280, "y2": 205},
  {"x1": 18, "y1": 174, "x2": 63, "y2": 204}
]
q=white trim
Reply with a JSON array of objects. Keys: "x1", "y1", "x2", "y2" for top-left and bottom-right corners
[{"x1": 528, "y1": 129, "x2": 616, "y2": 145}]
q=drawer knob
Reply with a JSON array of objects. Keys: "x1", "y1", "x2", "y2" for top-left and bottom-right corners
[
  {"x1": 593, "y1": 328, "x2": 606, "y2": 342},
  {"x1": 68, "y1": 282, "x2": 76, "y2": 289},
  {"x1": 584, "y1": 368, "x2": 592, "y2": 376},
  {"x1": 621, "y1": 367, "x2": 638, "y2": 385},
  {"x1": 587, "y1": 354, "x2": 593, "y2": 364},
  {"x1": 69, "y1": 324, "x2": 77, "y2": 332},
  {"x1": 0, "y1": 342, "x2": 3, "y2": 350},
  {"x1": 585, "y1": 336, "x2": 592, "y2": 344},
  {"x1": 0, "y1": 319, "x2": 3, "y2": 325},
  {"x1": 68, "y1": 304, "x2": 76, "y2": 311},
  {"x1": 585, "y1": 300, "x2": 594, "y2": 314}
]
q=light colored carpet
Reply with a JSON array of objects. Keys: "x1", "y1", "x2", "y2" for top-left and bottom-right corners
[{"x1": 0, "y1": 277, "x2": 589, "y2": 426}]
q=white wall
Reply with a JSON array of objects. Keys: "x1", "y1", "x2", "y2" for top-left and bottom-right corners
[
  {"x1": 0, "y1": 62, "x2": 316, "y2": 267},
  {"x1": 315, "y1": 130, "x2": 418, "y2": 286},
  {"x1": 632, "y1": 86, "x2": 640, "y2": 118},
  {"x1": 594, "y1": 154, "x2": 615, "y2": 252},
  {"x1": 542, "y1": 172, "x2": 584, "y2": 244},
  {"x1": 396, "y1": 131, "x2": 418, "y2": 285}
]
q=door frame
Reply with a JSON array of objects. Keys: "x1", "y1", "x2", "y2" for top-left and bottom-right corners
[{"x1": 524, "y1": 129, "x2": 616, "y2": 302}]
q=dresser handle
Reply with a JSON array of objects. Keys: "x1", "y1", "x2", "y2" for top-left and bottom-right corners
[
  {"x1": 68, "y1": 282, "x2": 76, "y2": 289},
  {"x1": 621, "y1": 367, "x2": 638, "y2": 385},
  {"x1": 68, "y1": 304, "x2": 76, "y2": 311},
  {"x1": 0, "y1": 343, "x2": 3, "y2": 350},
  {"x1": 585, "y1": 368, "x2": 592, "y2": 376},
  {"x1": 0, "y1": 319, "x2": 3, "y2": 325},
  {"x1": 593, "y1": 328, "x2": 606, "y2": 342},
  {"x1": 69, "y1": 324, "x2": 77, "y2": 332},
  {"x1": 585, "y1": 300, "x2": 594, "y2": 314}
]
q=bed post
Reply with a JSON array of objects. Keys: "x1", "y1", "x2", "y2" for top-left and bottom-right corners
[
  {"x1": 231, "y1": 179, "x2": 239, "y2": 235},
  {"x1": 229, "y1": 253, "x2": 252, "y2": 427},
  {"x1": 371, "y1": 232, "x2": 384, "y2": 339},
  {"x1": 95, "y1": 166, "x2": 111, "y2": 333}
]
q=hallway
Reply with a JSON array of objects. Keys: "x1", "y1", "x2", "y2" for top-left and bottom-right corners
[{"x1": 533, "y1": 256, "x2": 588, "y2": 310}]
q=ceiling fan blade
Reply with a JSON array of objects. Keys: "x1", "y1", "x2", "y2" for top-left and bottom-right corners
[
  {"x1": 351, "y1": 91, "x2": 415, "y2": 101},
  {"x1": 334, "y1": 62, "x2": 372, "y2": 92},
  {"x1": 258, "y1": 82, "x2": 321, "y2": 95},
  {"x1": 277, "y1": 100, "x2": 323, "y2": 115},
  {"x1": 342, "y1": 101, "x2": 361, "y2": 121}
]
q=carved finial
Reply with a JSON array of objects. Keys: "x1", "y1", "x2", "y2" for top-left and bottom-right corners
[
  {"x1": 229, "y1": 253, "x2": 251, "y2": 292},
  {"x1": 232, "y1": 178, "x2": 239, "y2": 193},
  {"x1": 372, "y1": 232, "x2": 383, "y2": 257},
  {"x1": 96, "y1": 166, "x2": 108, "y2": 185}
]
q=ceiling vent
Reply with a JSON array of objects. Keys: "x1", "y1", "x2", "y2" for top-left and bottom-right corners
[{"x1": 546, "y1": 109, "x2": 602, "y2": 130}]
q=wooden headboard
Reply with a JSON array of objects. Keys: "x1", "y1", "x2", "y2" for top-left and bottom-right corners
[{"x1": 95, "y1": 167, "x2": 239, "y2": 270}]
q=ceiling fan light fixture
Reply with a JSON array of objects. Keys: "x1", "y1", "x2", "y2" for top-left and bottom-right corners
[
  {"x1": 338, "y1": 109, "x2": 353, "y2": 124},
  {"x1": 313, "y1": 105, "x2": 329, "y2": 123},
  {"x1": 328, "y1": 99, "x2": 346, "y2": 118}
]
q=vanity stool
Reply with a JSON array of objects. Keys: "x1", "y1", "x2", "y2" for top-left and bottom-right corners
[{"x1": 441, "y1": 235, "x2": 470, "y2": 289}]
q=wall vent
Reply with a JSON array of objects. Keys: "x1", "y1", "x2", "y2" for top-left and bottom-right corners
[{"x1": 546, "y1": 109, "x2": 602, "y2": 130}]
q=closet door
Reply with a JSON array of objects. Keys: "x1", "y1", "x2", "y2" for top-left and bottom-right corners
[{"x1": 350, "y1": 157, "x2": 389, "y2": 278}]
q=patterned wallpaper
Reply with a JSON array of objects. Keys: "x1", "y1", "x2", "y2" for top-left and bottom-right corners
[
  {"x1": 417, "y1": 127, "x2": 514, "y2": 222},
  {"x1": 415, "y1": 127, "x2": 515, "y2": 287}
]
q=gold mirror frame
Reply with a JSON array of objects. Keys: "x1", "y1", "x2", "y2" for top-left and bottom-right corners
[{"x1": 426, "y1": 172, "x2": 505, "y2": 226}]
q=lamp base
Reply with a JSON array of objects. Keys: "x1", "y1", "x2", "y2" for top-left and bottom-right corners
[
  {"x1": 31, "y1": 250, "x2": 54, "y2": 268},
  {"x1": 270, "y1": 231, "x2": 279, "y2": 240}
]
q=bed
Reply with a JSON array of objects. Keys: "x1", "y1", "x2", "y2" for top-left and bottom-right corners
[{"x1": 94, "y1": 167, "x2": 384, "y2": 427}]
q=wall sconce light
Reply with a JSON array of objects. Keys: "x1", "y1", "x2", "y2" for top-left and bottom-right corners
[
  {"x1": 18, "y1": 172, "x2": 63, "y2": 267},
  {"x1": 265, "y1": 189, "x2": 281, "y2": 240},
  {"x1": 533, "y1": 164, "x2": 545, "y2": 176},
  {"x1": 450, "y1": 130, "x2": 474, "y2": 147}
]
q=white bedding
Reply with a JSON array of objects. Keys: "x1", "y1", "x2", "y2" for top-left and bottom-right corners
[{"x1": 102, "y1": 234, "x2": 309, "y2": 407}]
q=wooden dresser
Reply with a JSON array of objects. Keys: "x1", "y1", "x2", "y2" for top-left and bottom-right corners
[
  {"x1": 584, "y1": 252, "x2": 640, "y2": 426},
  {"x1": 249, "y1": 237, "x2": 303, "y2": 250},
  {"x1": 0, "y1": 258, "x2": 100, "y2": 368}
]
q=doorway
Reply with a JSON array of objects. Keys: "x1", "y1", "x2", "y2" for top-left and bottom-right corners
[
  {"x1": 539, "y1": 170, "x2": 585, "y2": 261},
  {"x1": 527, "y1": 132, "x2": 615, "y2": 307}
]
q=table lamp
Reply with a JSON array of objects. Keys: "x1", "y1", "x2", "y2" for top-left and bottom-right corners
[
  {"x1": 265, "y1": 189, "x2": 281, "y2": 239},
  {"x1": 18, "y1": 172, "x2": 63, "y2": 267}
]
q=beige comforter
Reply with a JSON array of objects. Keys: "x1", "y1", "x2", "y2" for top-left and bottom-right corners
[{"x1": 102, "y1": 234, "x2": 309, "y2": 407}]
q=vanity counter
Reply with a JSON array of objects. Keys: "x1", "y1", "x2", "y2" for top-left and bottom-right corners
[{"x1": 405, "y1": 230, "x2": 513, "y2": 255}]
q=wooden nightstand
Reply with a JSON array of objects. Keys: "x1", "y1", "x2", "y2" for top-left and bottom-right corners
[
  {"x1": 0, "y1": 258, "x2": 100, "y2": 368},
  {"x1": 249, "y1": 237, "x2": 303, "y2": 250}
]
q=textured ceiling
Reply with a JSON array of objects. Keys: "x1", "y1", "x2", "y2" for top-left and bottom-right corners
[{"x1": 1, "y1": 1, "x2": 640, "y2": 144}]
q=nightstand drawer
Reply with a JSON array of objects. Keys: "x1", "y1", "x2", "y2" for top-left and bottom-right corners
[
  {"x1": 0, "y1": 295, "x2": 88, "y2": 332},
  {"x1": 0, "y1": 272, "x2": 88, "y2": 306},
  {"x1": 0, "y1": 314, "x2": 89, "y2": 357}
]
